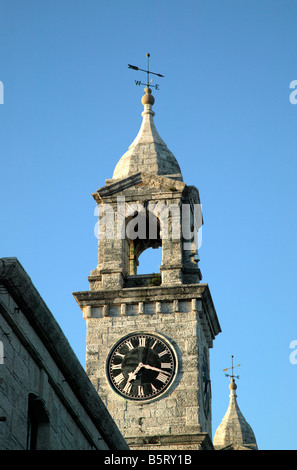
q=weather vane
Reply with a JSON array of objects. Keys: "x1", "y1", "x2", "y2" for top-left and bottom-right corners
[
  {"x1": 128, "y1": 53, "x2": 164, "y2": 90},
  {"x1": 223, "y1": 355, "x2": 241, "y2": 380}
]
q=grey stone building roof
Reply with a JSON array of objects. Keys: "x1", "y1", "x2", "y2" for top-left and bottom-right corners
[
  {"x1": 213, "y1": 378, "x2": 258, "y2": 450},
  {"x1": 0, "y1": 257, "x2": 129, "y2": 450},
  {"x1": 112, "y1": 87, "x2": 183, "y2": 181}
]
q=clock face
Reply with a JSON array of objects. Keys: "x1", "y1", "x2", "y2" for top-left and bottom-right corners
[{"x1": 107, "y1": 333, "x2": 177, "y2": 401}]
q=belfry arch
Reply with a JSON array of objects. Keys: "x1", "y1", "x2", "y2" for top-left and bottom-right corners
[{"x1": 125, "y1": 209, "x2": 162, "y2": 276}]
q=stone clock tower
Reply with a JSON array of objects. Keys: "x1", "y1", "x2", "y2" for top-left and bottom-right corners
[{"x1": 73, "y1": 82, "x2": 221, "y2": 450}]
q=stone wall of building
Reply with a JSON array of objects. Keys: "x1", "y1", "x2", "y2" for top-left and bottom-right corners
[{"x1": 0, "y1": 258, "x2": 128, "y2": 450}]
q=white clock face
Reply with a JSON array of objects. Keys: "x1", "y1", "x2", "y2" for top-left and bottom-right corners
[{"x1": 107, "y1": 333, "x2": 177, "y2": 401}]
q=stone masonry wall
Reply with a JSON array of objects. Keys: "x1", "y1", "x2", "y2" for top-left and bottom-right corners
[
  {"x1": 85, "y1": 298, "x2": 212, "y2": 442},
  {"x1": 0, "y1": 285, "x2": 118, "y2": 450}
]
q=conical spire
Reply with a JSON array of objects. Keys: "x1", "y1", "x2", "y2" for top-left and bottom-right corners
[
  {"x1": 112, "y1": 87, "x2": 183, "y2": 181},
  {"x1": 213, "y1": 377, "x2": 258, "y2": 450}
]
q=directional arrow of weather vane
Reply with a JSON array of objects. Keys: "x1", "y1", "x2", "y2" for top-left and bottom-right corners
[
  {"x1": 223, "y1": 355, "x2": 241, "y2": 380},
  {"x1": 128, "y1": 53, "x2": 164, "y2": 90}
]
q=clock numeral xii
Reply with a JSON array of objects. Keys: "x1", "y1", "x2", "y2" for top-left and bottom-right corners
[{"x1": 138, "y1": 337, "x2": 146, "y2": 347}]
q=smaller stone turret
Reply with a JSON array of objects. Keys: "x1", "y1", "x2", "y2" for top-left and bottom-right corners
[{"x1": 213, "y1": 377, "x2": 258, "y2": 450}]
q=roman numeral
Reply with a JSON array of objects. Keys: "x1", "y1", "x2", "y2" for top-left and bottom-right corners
[
  {"x1": 115, "y1": 352, "x2": 125, "y2": 359},
  {"x1": 138, "y1": 386, "x2": 144, "y2": 397},
  {"x1": 151, "y1": 384, "x2": 158, "y2": 393},
  {"x1": 156, "y1": 372, "x2": 168, "y2": 383},
  {"x1": 151, "y1": 340, "x2": 158, "y2": 349},
  {"x1": 161, "y1": 363, "x2": 172, "y2": 369},
  {"x1": 111, "y1": 363, "x2": 122, "y2": 370},
  {"x1": 125, "y1": 340, "x2": 134, "y2": 350},
  {"x1": 114, "y1": 373, "x2": 125, "y2": 385},
  {"x1": 123, "y1": 382, "x2": 132, "y2": 394},
  {"x1": 138, "y1": 337, "x2": 146, "y2": 347},
  {"x1": 158, "y1": 349, "x2": 168, "y2": 357}
]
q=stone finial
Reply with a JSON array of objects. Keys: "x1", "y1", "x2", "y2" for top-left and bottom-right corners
[
  {"x1": 141, "y1": 87, "x2": 155, "y2": 106},
  {"x1": 229, "y1": 377, "x2": 237, "y2": 392}
]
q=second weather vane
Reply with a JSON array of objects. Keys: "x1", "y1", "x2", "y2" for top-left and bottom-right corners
[
  {"x1": 223, "y1": 355, "x2": 241, "y2": 380},
  {"x1": 128, "y1": 53, "x2": 164, "y2": 90}
]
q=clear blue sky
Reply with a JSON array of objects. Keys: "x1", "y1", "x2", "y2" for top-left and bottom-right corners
[{"x1": 1, "y1": 0, "x2": 297, "y2": 450}]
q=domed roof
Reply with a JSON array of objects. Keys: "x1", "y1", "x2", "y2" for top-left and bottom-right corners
[
  {"x1": 213, "y1": 378, "x2": 258, "y2": 450},
  {"x1": 112, "y1": 88, "x2": 183, "y2": 181}
]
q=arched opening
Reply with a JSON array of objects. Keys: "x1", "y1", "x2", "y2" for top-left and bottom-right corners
[
  {"x1": 137, "y1": 246, "x2": 162, "y2": 275},
  {"x1": 124, "y1": 210, "x2": 162, "y2": 284}
]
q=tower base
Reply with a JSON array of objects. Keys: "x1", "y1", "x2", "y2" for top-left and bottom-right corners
[{"x1": 126, "y1": 432, "x2": 214, "y2": 451}]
